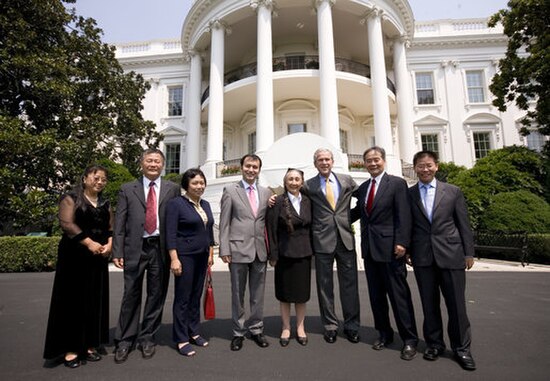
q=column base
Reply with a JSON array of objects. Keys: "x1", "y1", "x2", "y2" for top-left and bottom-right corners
[{"x1": 201, "y1": 161, "x2": 221, "y2": 179}]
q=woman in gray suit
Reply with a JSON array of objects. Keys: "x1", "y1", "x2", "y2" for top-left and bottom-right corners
[{"x1": 267, "y1": 169, "x2": 313, "y2": 347}]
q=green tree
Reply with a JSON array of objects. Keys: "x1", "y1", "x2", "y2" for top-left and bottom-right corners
[
  {"x1": 0, "y1": 0, "x2": 160, "y2": 234},
  {"x1": 489, "y1": 0, "x2": 549, "y2": 143}
]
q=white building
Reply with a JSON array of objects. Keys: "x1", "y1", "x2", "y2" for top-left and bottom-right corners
[{"x1": 115, "y1": 0, "x2": 543, "y2": 203}]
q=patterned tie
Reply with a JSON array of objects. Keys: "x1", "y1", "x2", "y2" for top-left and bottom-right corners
[
  {"x1": 144, "y1": 182, "x2": 157, "y2": 234},
  {"x1": 325, "y1": 178, "x2": 336, "y2": 210},
  {"x1": 366, "y1": 179, "x2": 376, "y2": 214},
  {"x1": 248, "y1": 186, "x2": 258, "y2": 216}
]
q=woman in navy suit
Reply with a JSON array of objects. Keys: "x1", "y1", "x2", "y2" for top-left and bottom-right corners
[
  {"x1": 267, "y1": 168, "x2": 313, "y2": 347},
  {"x1": 166, "y1": 168, "x2": 214, "y2": 357}
]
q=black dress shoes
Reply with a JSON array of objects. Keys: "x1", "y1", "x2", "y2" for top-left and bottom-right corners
[
  {"x1": 296, "y1": 336, "x2": 308, "y2": 346},
  {"x1": 400, "y1": 344, "x2": 417, "y2": 361},
  {"x1": 372, "y1": 337, "x2": 393, "y2": 350},
  {"x1": 251, "y1": 333, "x2": 269, "y2": 348},
  {"x1": 230, "y1": 336, "x2": 244, "y2": 351},
  {"x1": 114, "y1": 346, "x2": 129, "y2": 364},
  {"x1": 454, "y1": 352, "x2": 476, "y2": 371},
  {"x1": 344, "y1": 329, "x2": 360, "y2": 343},
  {"x1": 324, "y1": 330, "x2": 338, "y2": 343},
  {"x1": 139, "y1": 342, "x2": 156, "y2": 359},
  {"x1": 279, "y1": 337, "x2": 290, "y2": 347},
  {"x1": 64, "y1": 357, "x2": 81, "y2": 369},
  {"x1": 423, "y1": 347, "x2": 442, "y2": 361}
]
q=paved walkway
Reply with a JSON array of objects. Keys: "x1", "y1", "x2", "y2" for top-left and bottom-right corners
[{"x1": 1, "y1": 259, "x2": 549, "y2": 380}]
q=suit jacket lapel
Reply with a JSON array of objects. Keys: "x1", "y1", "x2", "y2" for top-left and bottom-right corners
[
  {"x1": 134, "y1": 178, "x2": 146, "y2": 207},
  {"x1": 371, "y1": 174, "x2": 388, "y2": 213},
  {"x1": 158, "y1": 179, "x2": 174, "y2": 206},
  {"x1": 237, "y1": 181, "x2": 256, "y2": 216},
  {"x1": 432, "y1": 181, "x2": 446, "y2": 219},
  {"x1": 413, "y1": 183, "x2": 430, "y2": 222}
]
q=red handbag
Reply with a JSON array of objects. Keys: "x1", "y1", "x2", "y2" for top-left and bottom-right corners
[{"x1": 203, "y1": 266, "x2": 215, "y2": 320}]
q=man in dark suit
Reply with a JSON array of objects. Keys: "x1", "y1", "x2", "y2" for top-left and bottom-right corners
[
  {"x1": 219, "y1": 154, "x2": 273, "y2": 351},
  {"x1": 408, "y1": 150, "x2": 476, "y2": 371},
  {"x1": 305, "y1": 148, "x2": 361, "y2": 344},
  {"x1": 112, "y1": 148, "x2": 180, "y2": 363},
  {"x1": 351, "y1": 146, "x2": 418, "y2": 360}
]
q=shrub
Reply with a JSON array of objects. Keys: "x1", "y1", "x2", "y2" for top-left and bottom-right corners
[
  {"x1": 0, "y1": 237, "x2": 60, "y2": 272},
  {"x1": 479, "y1": 191, "x2": 550, "y2": 233},
  {"x1": 526, "y1": 234, "x2": 550, "y2": 265}
]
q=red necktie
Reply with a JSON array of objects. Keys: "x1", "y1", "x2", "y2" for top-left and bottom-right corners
[
  {"x1": 248, "y1": 186, "x2": 258, "y2": 217},
  {"x1": 145, "y1": 182, "x2": 157, "y2": 234},
  {"x1": 366, "y1": 179, "x2": 376, "y2": 214}
]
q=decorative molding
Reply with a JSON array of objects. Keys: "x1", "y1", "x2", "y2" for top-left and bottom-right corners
[
  {"x1": 359, "y1": 6, "x2": 384, "y2": 26},
  {"x1": 207, "y1": 19, "x2": 232, "y2": 36}
]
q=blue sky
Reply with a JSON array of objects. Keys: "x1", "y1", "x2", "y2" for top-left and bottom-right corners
[{"x1": 72, "y1": 0, "x2": 509, "y2": 43}]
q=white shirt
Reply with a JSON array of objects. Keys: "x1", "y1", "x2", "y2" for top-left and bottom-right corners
[{"x1": 287, "y1": 191, "x2": 302, "y2": 215}]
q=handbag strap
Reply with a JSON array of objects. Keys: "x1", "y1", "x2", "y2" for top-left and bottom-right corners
[{"x1": 205, "y1": 265, "x2": 212, "y2": 287}]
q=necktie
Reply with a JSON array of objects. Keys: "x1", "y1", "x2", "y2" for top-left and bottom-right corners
[
  {"x1": 325, "y1": 178, "x2": 336, "y2": 210},
  {"x1": 144, "y1": 182, "x2": 157, "y2": 234},
  {"x1": 248, "y1": 186, "x2": 258, "y2": 216},
  {"x1": 366, "y1": 179, "x2": 376, "y2": 214},
  {"x1": 421, "y1": 184, "x2": 433, "y2": 222}
]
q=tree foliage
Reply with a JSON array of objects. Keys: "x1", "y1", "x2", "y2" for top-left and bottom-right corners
[
  {"x1": 0, "y1": 0, "x2": 160, "y2": 234},
  {"x1": 489, "y1": 0, "x2": 550, "y2": 141},
  {"x1": 447, "y1": 146, "x2": 546, "y2": 229}
]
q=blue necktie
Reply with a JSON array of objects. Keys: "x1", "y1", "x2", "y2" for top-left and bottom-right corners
[{"x1": 421, "y1": 184, "x2": 433, "y2": 222}]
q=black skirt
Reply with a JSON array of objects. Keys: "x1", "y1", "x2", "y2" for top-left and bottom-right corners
[{"x1": 274, "y1": 256, "x2": 312, "y2": 303}]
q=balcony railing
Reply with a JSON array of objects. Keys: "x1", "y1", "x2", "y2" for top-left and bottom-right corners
[{"x1": 201, "y1": 56, "x2": 396, "y2": 104}]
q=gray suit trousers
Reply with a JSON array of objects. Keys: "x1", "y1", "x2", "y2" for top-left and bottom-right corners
[
  {"x1": 315, "y1": 237, "x2": 360, "y2": 331},
  {"x1": 229, "y1": 257, "x2": 267, "y2": 336}
]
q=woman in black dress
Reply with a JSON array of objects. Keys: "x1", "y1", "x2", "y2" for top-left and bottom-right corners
[
  {"x1": 43, "y1": 165, "x2": 113, "y2": 368},
  {"x1": 267, "y1": 168, "x2": 313, "y2": 347}
]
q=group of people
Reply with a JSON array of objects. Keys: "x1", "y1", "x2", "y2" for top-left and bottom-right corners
[{"x1": 43, "y1": 146, "x2": 476, "y2": 372}]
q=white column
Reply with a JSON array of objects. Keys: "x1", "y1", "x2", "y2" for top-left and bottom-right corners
[
  {"x1": 204, "y1": 20, "x2": 226, "y2": 177},
  {"x1": 186, "y1": 50, "x2": 202, "y2": 168},
  {"x1": 316, "y1": 0, "x2": 340, "y2": 150},
  {"x1": 366, "y1": 8, "x2": 401, "y2": 174},
  {"x1": 393, "y1": 37, "x2": 416, "y2": 164},
  {"x1": 254, "y1": 0, "x2": 274, "y2": 155}
]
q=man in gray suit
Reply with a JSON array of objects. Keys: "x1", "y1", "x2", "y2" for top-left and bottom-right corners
[
  {"x1": 219, "y1": 154, "x2": 273, "y2": 351},
  {"x1": 112, "y1": 148, "x2": 180, "y2": 363},
  {"x1": 408, "y1": 150, "x2": 476, "y2": 371},
  {"x1": 305, "y1": 148, "x2": 361, "y2": 344}
]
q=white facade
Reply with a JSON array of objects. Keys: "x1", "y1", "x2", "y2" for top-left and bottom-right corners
[{"x1": 114, "y1": 0, "x2": 536, "y2": 193}]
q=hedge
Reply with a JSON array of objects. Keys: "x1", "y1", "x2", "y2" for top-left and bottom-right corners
[
  {"x1": 0, "y1": 234, "x2": 549, "y2": 272},
  {"x1": 0, "y1": 237, "x2": 59, "y2": 272}
]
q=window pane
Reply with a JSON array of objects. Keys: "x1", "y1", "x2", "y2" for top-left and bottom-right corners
[
  {"x1": 340, "y1": 129, "x2": 348, "y2": 153},
  {"x1": 466, "y1": 71, "x2": 485, "y2": 103},
  {"x1": 285, "y1": 55, "x2": 305, "y2": 70},
  {"x1": 421, "y1": 134, "x2": 439, "y2": 155},
  {"x1": 526, "y1": 130, "x2": 545, "y2": 152},
  {"x1": 248, "y1": 132, "x2": 256, "y2": 154},
  {"x1": 168, "y1": 87, "x2": 183, "y2": 116},
  {"x1": 416, "y1": 73, "x2": 434, "y2": 105},
  {"x1": 288, "y1": 123, "x2": 306, "y2": 134},
  {"x1": 165, "y1": 144, "x2": 181, "y2": 174},
  {"x1": 473, "y1": 132, "x2": 491, "y2": 159}
]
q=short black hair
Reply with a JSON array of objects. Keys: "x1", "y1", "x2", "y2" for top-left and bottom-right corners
[
  {"x1": 413, "y1": 150, "x2": 439, "y2": 166},
  {"x1": 140, "y1": 148, "x2": 165, "y2": 163},
  {"x1": 363, "y1": 146, "x2": 386, "y2": 161},
  {"x1": 240, "y1": 154, "x2": 262, "y2": 169},
  {"x1": 181, "y1": 168, "x2": 206, "y2": 191}
]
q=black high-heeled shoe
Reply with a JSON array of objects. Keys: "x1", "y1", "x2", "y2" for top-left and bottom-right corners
[
  {"x1": 296, "y1": 336, "x2": 308, "y2": 346},
  {"x1": 279, "y1": 337, "x2": 290, "y2": 347}
]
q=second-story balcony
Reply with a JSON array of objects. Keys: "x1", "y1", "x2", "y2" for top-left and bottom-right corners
[{"x1": 201, "y1": 55, "x2": 396, "y2": 104}]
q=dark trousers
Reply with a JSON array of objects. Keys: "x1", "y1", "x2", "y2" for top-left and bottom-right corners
[
  {"x1": 172, "y1": 253, "x2": 209, "y2": 344},
  {"x1": 364, "y1": 254, "x2": 418, "y2": 345},
  {"x1": 115, "y1": 238, "x2": 169, "y2": 348},
  {"x1": 315, "y1": 236, "x2": 360, "y2": 331},
  {"x1": 414, "y1": 264, "x2": 471, "y2": 354}
]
